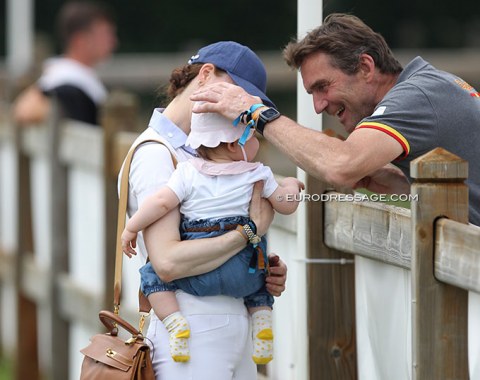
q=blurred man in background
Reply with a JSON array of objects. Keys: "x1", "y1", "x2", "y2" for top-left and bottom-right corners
[{"x1": 13, "y1": 1, "x2": 117, "y2": 126}]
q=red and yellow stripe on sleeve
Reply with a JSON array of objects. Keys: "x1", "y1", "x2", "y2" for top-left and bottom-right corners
[{"x1": 355, "y1": 122, "x2": 410, "y2": 159}]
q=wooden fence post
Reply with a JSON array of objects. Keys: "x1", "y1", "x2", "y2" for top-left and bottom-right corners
[
  {"x1": 410, "y1": 148, "x2": 469, "y2": 379},
  {"x1": 14, "y1": 124, "x2": 40, "y2": 380},
  {"x1": 47, "y1": 101, "x2": 69, "y2": 380},
  {"x1": 0, "y1": 106, "x2": 7, "y2": 361},
  {"x1": 307, "y1": 176, "x2": 357, "y2": 379},
  {"x1": 100, "y1": 91, "x2": 139, "y2": 310}
]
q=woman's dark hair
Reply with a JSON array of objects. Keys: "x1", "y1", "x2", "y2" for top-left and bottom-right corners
[
  {"x1": 283, "y1": 13, "x2": 402, "y2": 75},
  {"x1": 164, "y1": 64, "x2": 228, "y2": 102},
  {"x1": 164, "y1": 63, "x2": 203, "y2": 101}
]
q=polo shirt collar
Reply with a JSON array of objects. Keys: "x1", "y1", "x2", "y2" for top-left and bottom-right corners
[
  {"x1": 397, "y1": 56, "x2": 429, "y2": 84},
  {"x1": 148, "y1": 108, "x2": 196, "y2": 155}
]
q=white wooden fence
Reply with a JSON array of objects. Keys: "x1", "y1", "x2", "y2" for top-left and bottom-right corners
[
  {"x1": 1, "y1": 93, "x2": 480, "y2": 379},
  {"x1": 0, "y1": 95, "x2": 302, "y2": 380}
]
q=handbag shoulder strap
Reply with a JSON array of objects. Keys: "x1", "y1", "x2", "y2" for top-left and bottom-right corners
[{"x1": 114, "y1": 137, "x2": 178, "y2": 313}]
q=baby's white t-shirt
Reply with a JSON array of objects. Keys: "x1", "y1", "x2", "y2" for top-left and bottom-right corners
[{"x1": 167, "y1": 158, "x2": 278, "y2": 220}]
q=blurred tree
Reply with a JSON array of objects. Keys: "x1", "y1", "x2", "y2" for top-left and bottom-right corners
[
  {"x1": 324, "y1": 0, "x2": 480, "y2": 48},
  {"x1": 2, "y1": 0, "x2": 480, "y2": 57},
  {"x1": 32, "y1": 0, "x2": 297, "y2": 54}
]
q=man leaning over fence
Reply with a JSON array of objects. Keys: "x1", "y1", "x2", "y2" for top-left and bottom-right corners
[{"x1": 190, "y1": 12, "x2": 480, "y2": 380}]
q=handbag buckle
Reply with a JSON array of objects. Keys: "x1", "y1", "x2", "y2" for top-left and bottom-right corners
[
  {"x1": 125, "y1": 336, "x2": 138, "y2": 345},
  {"x1": 106, "y1": 348, "x2": 116, "y2": 359}
]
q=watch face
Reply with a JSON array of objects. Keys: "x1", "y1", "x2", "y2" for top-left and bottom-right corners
[
  {"x1": 256, "y1": 107, "x2": 280, "y2": 135},
  {"x1": 262, "y1": 108, "x2": 280, "y2": 120}
]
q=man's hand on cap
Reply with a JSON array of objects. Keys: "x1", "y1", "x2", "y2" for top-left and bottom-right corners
[{"x1": 191, "y1": 82, "x2": 261, "y2": 120}]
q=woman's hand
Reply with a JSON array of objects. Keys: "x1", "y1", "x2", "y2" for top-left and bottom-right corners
[
  {"x1": 266, "y1": 254, "x2": 287, "y2": 297},
  {"x1": 249, "y1": 181, "x2": 274, "y2": 236}
]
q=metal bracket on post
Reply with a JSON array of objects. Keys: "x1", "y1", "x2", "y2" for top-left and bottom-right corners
[{"x1": 294, "y1": 257, "x2": 354, "y2": 265}]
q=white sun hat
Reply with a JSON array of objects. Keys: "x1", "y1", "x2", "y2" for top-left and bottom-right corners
[{"x1": 186, "y1": 108, "x2": 254, "y2": 150}]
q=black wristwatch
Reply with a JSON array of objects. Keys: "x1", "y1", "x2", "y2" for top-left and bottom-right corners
[{"x1": 255, "y1": 107, "x2": 281, "y2": 136}]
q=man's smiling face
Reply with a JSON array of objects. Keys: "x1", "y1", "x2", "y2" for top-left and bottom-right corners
[{"x1": 301, "y1": 51, "x2": 377, "y2": 133}]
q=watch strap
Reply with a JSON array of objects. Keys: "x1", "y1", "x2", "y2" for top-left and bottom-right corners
[{"x1": 255, "y1": 107, "x2": 280, "y2": 136}]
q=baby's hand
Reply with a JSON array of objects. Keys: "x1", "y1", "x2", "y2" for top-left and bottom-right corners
[
  {"x1": 282, "y1": 177, "x2": 305, "y2": 193},
  {"x1": 121, "y1": 229, "x2": 138, "y2": 258},
  {"x1": 295, "y1": 179, "x2": 305, "y2": 192}
]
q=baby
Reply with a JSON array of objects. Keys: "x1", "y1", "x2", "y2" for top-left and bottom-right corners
[{"x1": 122, "y1": 110, "x2": 304, "y2": 364}]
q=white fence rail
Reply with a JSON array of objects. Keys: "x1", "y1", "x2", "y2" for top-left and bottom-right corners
[
  {"x1": 0, "y1": 97, "x2": 300, "y2": 380},
  {"x1": 1, "y1": 94, "x2": 480, "y2": 379}
]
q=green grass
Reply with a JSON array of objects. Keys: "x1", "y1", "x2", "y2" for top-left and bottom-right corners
[{"x1": 0, "y1": 356, "x2": 12, "y2": 380}]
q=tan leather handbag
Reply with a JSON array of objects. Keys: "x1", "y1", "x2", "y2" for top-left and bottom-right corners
[
  {"x1": 80, "y1": 310, "x2": 154, "y2": 379},
  {"x1": 80, "y1": 138, "x2": 177, "y2": 380}
]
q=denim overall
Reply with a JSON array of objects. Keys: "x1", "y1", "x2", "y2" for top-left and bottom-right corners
[{"x1": 140, "y1": 216, "x2": 274, "y2": 308}]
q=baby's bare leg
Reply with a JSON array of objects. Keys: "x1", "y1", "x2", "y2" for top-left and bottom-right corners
[{"x1": 149, "y1": 291, "x2": 190, "y2": 362}]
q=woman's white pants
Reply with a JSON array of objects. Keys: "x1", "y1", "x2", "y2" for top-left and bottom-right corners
[{"x1": 146, "y1": 291, "x2": 256, "y2": 380}]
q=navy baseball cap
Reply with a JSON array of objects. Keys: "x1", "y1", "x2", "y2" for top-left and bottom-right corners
[{"x1": 188, "y1": 41, "x2": 275, "y2": 108}]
